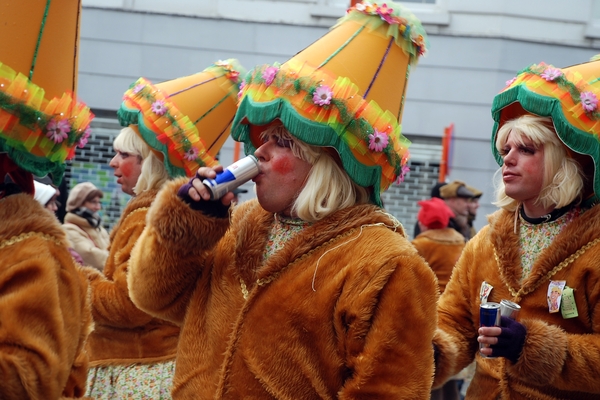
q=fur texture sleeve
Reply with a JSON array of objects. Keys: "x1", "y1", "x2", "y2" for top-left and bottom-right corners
[
  {"x1": 337, "y1": 242, "x2": 439, "y2": 399},
  {"x1": 128, "y1": 178, "x2": 230, "y2": 324},
  {"x1": 434, "y1": 233, "x2": 484, "y2": 387},
  {"x1": 505, "y1": 319, "x2": 568, "y2": 385},
  {"x1": 507, "y1": 317, "x2": 600, "y2": 394},
  {"x1": 88, "y1": 210, "x2": 154, "y2": 328},
  {"x1": 0, "y1": 234, "x2": 91, "y2": 399}
]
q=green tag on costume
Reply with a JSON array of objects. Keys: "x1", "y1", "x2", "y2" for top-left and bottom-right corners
[{"x1": 561, "y1": 287, "x2": 578, "y2": 319}]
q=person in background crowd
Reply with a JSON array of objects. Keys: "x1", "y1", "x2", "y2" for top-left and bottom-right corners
[
  {"x1": 63, "y1": 182, "x2": 110, "y2": 271},
  {"x1": 414, "y1": 181, "x2": 446, "y2": 238},
  {"x1": 0, "y1": 0, "x2": 94, "y2": 396},
  {"x1": 466, "y1": 184, "x2": 483, "y2": 239},
  {"x1": 439, "y1": 180, "x2": 475, "y2": 240},
  {"x1": 34, "y1": 179, "x2": 61, "y2": 212},
  {"x1": 128, "y1": 2, "x2": 439, "y2": 398},
  {"x1": 433, "y1": 59, "x2": 600, "y2": 399},
  {"x1": 412, "y1": 197, "x2": 466, "y2": 400},
  {"x1": 34, "y1": 180, "x2": 87, "y2": 266},
  {"x1": 413, "y1": 197, "x2": 465, "y2": 295},
  {"x1": 84, "y1": 60, "x2": 245, "y2": 399}
]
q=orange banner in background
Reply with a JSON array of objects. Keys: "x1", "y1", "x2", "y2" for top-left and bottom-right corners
[{"x1": 439, "y1": 123, "x2": 454, "y2": 182}]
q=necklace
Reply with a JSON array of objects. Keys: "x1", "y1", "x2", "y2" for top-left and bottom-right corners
[{"x1": 520, "y1": 203, "x2": 573, "y2": 224}]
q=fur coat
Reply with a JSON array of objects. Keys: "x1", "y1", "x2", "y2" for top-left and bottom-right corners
[
  {"x1": 0, "y1": 193, "x2": 93, "y2": 399},
  {"x1": 128, "y1": 178, "x2": 439, "y2": 399},
  {"x1": 434, "y1": 205, "x2": 600, "y2": 399},
  {"x1": 85, "y1": 189, "x2": 179, "y2": 366},
  {"x1": 64, "y1": 212, "x2": 110, "y2": 271},
  {"x1": 412, "y1": 228, "x2": 465, "y2": 293}
]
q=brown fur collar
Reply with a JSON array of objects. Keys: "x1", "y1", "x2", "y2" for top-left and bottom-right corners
[
  {"x1": 230, "y1": 200, "x2": 406, "y2": 285},
  {"x1": 108, "y1": 189, "x2": 159, "y2": 243},
  {"x1": 0, "y1": 193, "x2": 65, "y2": 242},
  {"x1": 414, "y1": 228, "x2": 466, "y2": 245},
  {"x1": 488, "y1": 205, "x2": 600, "y2": 300}
]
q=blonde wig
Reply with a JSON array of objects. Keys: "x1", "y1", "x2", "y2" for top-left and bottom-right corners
[{"x1": 112, "y1": 126, "x2": 170, "y2": 195}]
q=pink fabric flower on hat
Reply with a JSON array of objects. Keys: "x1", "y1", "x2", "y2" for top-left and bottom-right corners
[
  {"x1": 238, "y1": 80, "x2": 246, "y2": 99},
  {"x1": 540, "y1": 67, "x2": 562, "y2": 81},
  {"x1": 46, "y1": 118, "x2": 70, "y2": 143},
  {"x1": 132, "y1": 84, "x2": 145, "y2": 94},
  {"x1": 580, "y1": 91, "x2": 598, "y2": 113},
  {"x1": 77, "y1": 126, "x2": 91, "y2": 148},
  {"x1": 151, "y1": 100, "x2": 167, "y2": 116},
  {"x1": 313, "y1": 85, "x2": 333, "y2": 106},
  {"x1": 376, "y1": 3, "x2": 394, "y2": 23},
  {"x1": 505, "y1": 77, "x2": 517, "y2": 86},
  {"x1": 368, "y1": 129, "x2": 389, "y2": 152},
  {"x1": 227, "y1": 70, "x2": 240, "y2": 82},
  {"x1": 184, "y1": 146, "x2": 199, "y2": 161},
  {"x1": 395, "y1": 164, "x2": 410, "y2": 184},
  {"x1": 262, "y1": 66, "x2": 279, "y2": 86}
]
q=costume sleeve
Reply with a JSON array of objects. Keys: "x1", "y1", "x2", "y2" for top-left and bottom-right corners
[
  {"x1": 337, "y1": 248, "x2": 439, "y2": 399},
  {"x1": 433, "y1": 235, "x2": 482, "y2": 387},
  {"x1": 506, "y1": 291, "x2": 600, "y2": 393},
  {"x1": 0, "y1": 236, "x2": 89, "y2": 399},
  {"x1": 88, "y1": 215, "x2": 153, "y2": 328},
  {"x1": 128, "y1": 178, "x2": 230, "y2": 324}
]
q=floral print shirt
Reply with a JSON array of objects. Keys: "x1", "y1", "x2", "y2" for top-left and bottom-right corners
[
  {"x1": 263, "y1": 214, "x2": 311, "y2": 261},
  {"x1": 519, "y1": 207, "x2": 581, "y2": 281}
]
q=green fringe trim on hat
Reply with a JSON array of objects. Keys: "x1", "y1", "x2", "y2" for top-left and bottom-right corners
[
  {"x1": 0, "y1": 136, "x2": 65, "y2": 184},
  {"x1": 231, "y1": 96, "x2": 384, "y2": 207},
  {"x1": 491, "y1": 85, "x2": 600, "y2": 202},
  {"x1": 117, "y1": 105, "x2": 186, "y2": 178}
]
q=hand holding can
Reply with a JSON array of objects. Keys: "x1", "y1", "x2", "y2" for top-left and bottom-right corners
[
  {"x1": 479, "y1": 302, "x2": 501, "y2": 357},
  {"x1": 202, "y1": 155, "x2": 259, "y2": 200}
]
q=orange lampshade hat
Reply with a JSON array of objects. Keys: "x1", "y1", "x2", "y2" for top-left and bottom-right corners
[
  {"x1": 0, "y1": 0, "x2": 94, "y2": 187},
  {"x1": 231, "y1": 1, "x2": 428, "y2": 206},
  {"x1": 492, "y1": 57, "x2": 600, "y2": 203},
  {"x1": 117, "y1": 59, "x2": 246, "y2": 178}
]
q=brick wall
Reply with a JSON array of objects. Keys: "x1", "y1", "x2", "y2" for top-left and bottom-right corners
[
  {"x1": 381, "y1": 159, "x2": 440, "y2": 239},
  {"x1": 64, "y1": 117, "x2": 125, "y2": 230}
]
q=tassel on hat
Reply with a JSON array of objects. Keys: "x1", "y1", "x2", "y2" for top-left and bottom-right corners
[
  {"x1": 117, "y1": 59, "x2": 246, "y2": 178},
  {"x1": 231, "y1": 0, "x2": 428, "y2": 207}
]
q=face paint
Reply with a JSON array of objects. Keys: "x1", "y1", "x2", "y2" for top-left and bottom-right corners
[
  {"x1": 121, "y1": 161, "x2": 135, "y2": 178},
  {"x1": 272, "y1": 155, "x2": 294, "y2": 175}
]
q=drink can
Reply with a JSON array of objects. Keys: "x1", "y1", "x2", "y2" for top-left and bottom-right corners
[
  {"x1": 479, "y1": 302, "x2": 501, "y2": 357},
  {"x1": 500, "y1": 299, "x2": 521, "y2": 320},
  {"x1": 480, "y1": 302, "x2": 501, "y2": 327},
  {"x1": 202, "y1": 155, "x2": 259, "y2": 200}
]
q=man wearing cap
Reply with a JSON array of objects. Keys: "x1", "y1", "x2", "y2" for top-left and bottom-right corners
[{"x1": 439, "y1": 180, "x2": 475, "y2": 240}]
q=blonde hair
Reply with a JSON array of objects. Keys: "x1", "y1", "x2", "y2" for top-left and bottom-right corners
[
  {"x1": 112, "y1": 127, "x2": 170, "y2": 195},
  {"x1": 493, "y1": 115, "x2": 583, "y2": 211},
  {"x1": 258, "y1": 123, "x2": 369, "y2": 222}
]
